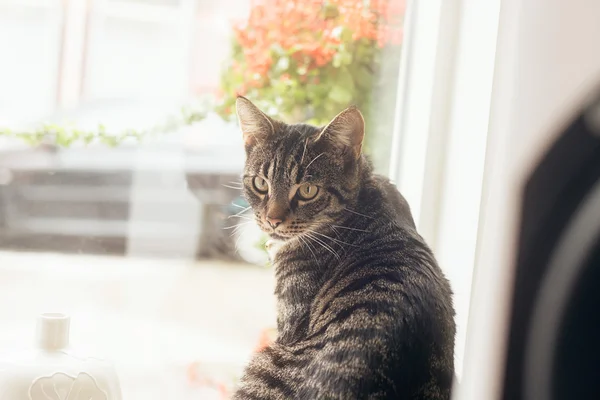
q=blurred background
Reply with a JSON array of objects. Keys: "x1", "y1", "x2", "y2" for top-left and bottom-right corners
[
  {"x1": 2, "y1": 1, "x2": 598, "y2": 399},
  {"x1": 0, "y1": 0, "x2": 502, "y2": 399},
  {"x1": 0, "y1": 0, "x2": 411, "y2": 398}
]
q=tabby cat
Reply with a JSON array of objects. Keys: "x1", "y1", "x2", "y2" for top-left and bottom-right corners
[{"x1": 234, "y1": 97, "x2": 456, "y2": 400}]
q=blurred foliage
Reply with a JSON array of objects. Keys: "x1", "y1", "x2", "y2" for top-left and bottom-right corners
[
  {"x1": 214, "y1": 0, "x2": 405, "y2": 163},
  {"x1": 0, "y1": 104, "x2": 208, "y2": 147},
  {"x1": 0, "y1": 0, "x2": 405, "y2": 174},
  {"x1": 0, "y1": 0, "x2": 407, "y2": 266}
]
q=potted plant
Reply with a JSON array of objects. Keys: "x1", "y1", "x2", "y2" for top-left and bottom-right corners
[{"x1": 214, "y1": 0, "x2": 405, "y2": 163}]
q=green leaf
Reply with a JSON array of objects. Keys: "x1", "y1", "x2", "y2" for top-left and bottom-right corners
[
  {"x1": 336, "y1": 66, "x2": 355, "y2": 92},
  {"x1": 329, "y1": 85, "x2": 353, "y2": 104},
  {"x1": 352, "y1": 65, "x2": 374, "y2": 89},
  {"x1": 322, "y1": 3, "x2": 339, "y2": 19},
  {"x1": 341, "y1": 51, "x2": 353, "y2": 65},
  {"x1": 332, "y1": 53, "x2": 343, "y2": 68},
  {"x1": 341, "y1": 27, "x2": 353, "y2": 43}
]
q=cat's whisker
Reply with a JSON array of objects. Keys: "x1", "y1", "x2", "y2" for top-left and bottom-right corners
[
  {"x1": 234, "y1": 228, "x2": 245, "y2": 252},
  {"x1": 305, "y1": 232, "x2": 340, "y2": 260},
  {"x1": 231, "y1": 203, "x2": 249, "y2": 210},
  {"x1": 228, "y1": 214, "x2": 252, "y2": 221},
  {"x1": 305, "y1": 152, "x2": 325, "y2": 171},
  {"x1": 300, "y1": 138, "x2": 309, "y2": 164},
  {"x1": 229, "y1": 221, "x2": 255, "y2": 237},
  {"x1": 331, "y1": 224, "x2": 371, "y2": 233},
  {"x1": 222, "y1": 183, "x2": 243, "y2": 190},
  {"x1": 232, "y1": 206, "x2": 252, "y2": 216},
  {"x1": 228, "y1": 207, "x2": 253, "y2": 219},
  {"x1": 305, "y1": 240, "x2": 320, "y2": 264},
  {"x1": 308, "y1": 235, "x2": 340, "y2": 261},
  {"x1": 343, "y1": 207, "x2": 374, "y2": 219},
  {"x1": 228, "y1": 224, "x2": 252, "y2": 236},
  {"x1": 307, "y1": 229, "x2": 359, "y2": 248},
  {"x1": 223, "y1": 221, "x2": 253, "y2": 230},
  {"x1": 329, "y1": 226, "x2": 342, "y2": 239},
  {"x1": 298, "y1": 235, "x2": 318, "y2": 264}
]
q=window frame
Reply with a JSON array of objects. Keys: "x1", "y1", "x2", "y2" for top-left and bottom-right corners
[{"x1": 388, "y1": 0, "x2": 503, "y2": 383}]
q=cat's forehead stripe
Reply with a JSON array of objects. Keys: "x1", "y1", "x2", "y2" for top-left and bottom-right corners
[
  {"x1": 292, "y1": 140, "x2": 309, "y2": 183},
  {"x1": 267, "y1": 159, "x2": 275, "y2": 180},
  {"x1": 289, "y1": 162, "x2": 299, "y2": 183},
  {"x1": 261, "y1": 160, "x2": 269, "y2": 177}
]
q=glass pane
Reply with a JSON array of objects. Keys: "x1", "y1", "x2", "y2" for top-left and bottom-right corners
[
  {"x1": 108, "y1": 0, "x2": 182, "y2": 6},
  {"x1": 0, "y1": 0, "x2": 408, "y2": 398},
  {"x1": 0, "y1": 2, "x2": 62, "y2": 125}
]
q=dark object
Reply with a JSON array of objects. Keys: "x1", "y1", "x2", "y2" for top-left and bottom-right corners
[{"x1": 502, "y1": 87, "x2": 600, "y2": 400}]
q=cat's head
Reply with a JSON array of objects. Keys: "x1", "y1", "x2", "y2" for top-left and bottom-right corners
[{"x1": 236, "y1": 96, "x2": 366, "y2": 240}]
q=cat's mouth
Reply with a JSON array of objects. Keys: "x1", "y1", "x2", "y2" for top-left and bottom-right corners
[
  {"x1": 262, "y1": 226, "x2": 303, "y2": 241},
  {"x1": 267, "y1": 231, "x2": 295, "y2": 241},
  {"x1": 256, "y1": 220, "x2": 298, "y2": 240},
  {"x1": 256, "y1": 217, "x2": 309, "y2": 240},
  {"x1": 269, "y1": 233, "x2": 287, "y2": 240}
]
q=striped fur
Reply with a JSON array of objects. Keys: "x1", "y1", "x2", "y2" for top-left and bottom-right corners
[{"x1": 234, "y1": 98, "x2": 456, "y2": 399}]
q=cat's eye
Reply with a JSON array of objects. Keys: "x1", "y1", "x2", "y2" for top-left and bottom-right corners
[
  {"x1": 297, "y1": 183, "x2": 319, "y2": 201},
  {"x1": 252, "y1": 176, "x2": 269, "y2": 194}
]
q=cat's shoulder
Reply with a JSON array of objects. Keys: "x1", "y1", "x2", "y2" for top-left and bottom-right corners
[{"x1": 370, "y1": 174, "x2": 416, "y2": 230}]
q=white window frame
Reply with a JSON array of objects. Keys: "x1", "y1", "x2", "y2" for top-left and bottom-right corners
[
  {"x1": 56, "y1": 0, "x2": 197, "y2": 107},
  {"x1": 0, "y1": 0, "x2": 63, "y2": 125},
  {"x1": 388, "y1": 0, "x2": 503, "y2": 385}
]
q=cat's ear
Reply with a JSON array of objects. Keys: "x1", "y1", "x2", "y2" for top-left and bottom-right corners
[
  {"x1": 316, "y1": 106, "x2": 365, "y2": 159},
  {"x1": 236, "y1": 96, "x2": 276, "y2": 146}
]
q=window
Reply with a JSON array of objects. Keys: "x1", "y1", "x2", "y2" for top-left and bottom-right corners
[
  {"x1": 0, "y1": 0, "x2": 62, "y2": 125},
  {"x1": 0, "y1": 0, "x2": 507, "y2": 396},
  {"x1": 0, "y1": 0, "x2": 413, "y2": 398}
]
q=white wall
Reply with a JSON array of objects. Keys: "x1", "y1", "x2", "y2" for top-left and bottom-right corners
[{"x1": 458, "y1": 0, "x2": 600, "y2": 399}]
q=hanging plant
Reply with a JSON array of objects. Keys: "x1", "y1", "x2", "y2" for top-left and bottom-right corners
[{"x1": 0, "y1": 101, "x2": 210, "y2": 148}]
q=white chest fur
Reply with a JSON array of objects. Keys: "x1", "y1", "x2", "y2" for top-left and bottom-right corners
[{"x1": 265, "y1": 239, "x2": 286, "y2": 262}]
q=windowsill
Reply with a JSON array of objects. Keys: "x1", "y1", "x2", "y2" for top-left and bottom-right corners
[{"x1": 0, "y1": 251, "x2": 276, "y2": 399}]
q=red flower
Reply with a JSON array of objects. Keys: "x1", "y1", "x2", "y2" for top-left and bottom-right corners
[{"x1": 231, "y1": 0, "x2": 405, "y2": 78}]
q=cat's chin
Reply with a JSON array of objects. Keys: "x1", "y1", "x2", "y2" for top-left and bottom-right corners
[{"x1": 268, "y1": 233, "x2": 290, "y2": 241}]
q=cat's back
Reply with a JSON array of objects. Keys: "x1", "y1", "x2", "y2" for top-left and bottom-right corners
[
  {"x1": 307, "y1": 176, "x2": 456, "y2": 398},
  {"x1": 352, "y1": 174, "x2": 455, "y2": 332},
  {"x1": 324, "y1": 174, "x2": 452, "y2": 304}
]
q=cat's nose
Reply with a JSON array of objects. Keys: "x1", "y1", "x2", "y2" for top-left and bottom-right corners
[{"x1": 266, "y1": 216, "x2": 283, "y2": 229}]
